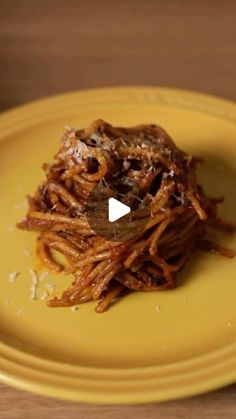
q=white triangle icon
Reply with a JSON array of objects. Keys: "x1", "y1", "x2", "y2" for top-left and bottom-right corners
[{"x1": 108, "y1": 198, "x2": 131, "y2": 222}]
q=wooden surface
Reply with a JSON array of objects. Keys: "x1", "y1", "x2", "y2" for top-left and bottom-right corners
[
  {"x1": 0, "y1": 0, "x2": 235, "y2": 417},
  {"x1": 0, "y1": 0, "x2": 236, "y2": 111},
  {"x1": 0, "y1": 382, "x2": 236, "y2": 419}
]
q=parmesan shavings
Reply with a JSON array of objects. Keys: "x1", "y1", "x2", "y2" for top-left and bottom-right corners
[
  {"x1": 73, "y1": 140, "x2": 89, "y2": 163},
  {"x1": 8, "y1": 271, "x2": 19, "y2": 283},
  {"x1": 40, "y1": 290, "x2": 48, "y2": 301},
  {"x1": 45, "y1": 283, "x2": 57, "y2": 293},
  {"x1": 64, "y1": 125, "x2": 73, "y2": 129},
  {"x1": 159, "y1": 207, "x2": 168, "y2": 213},
  {"x1": 123, "y1": 160, "x2": 131, "y2": 170},
  {"x1": 49, "y1": 204, "x2": 57, "y2": 212},
  {"x1": 39, "y1": 271, "x2": 49, "y2": 281},
  {"x1": 17, "y1": 308, "x2": 24, "y2": 317},
  {"x1": 71, "y1": 306, "x2": 79, "y2": 312},
  {"x1": 164, "y1": 148, "x2": 172, "y2": 158},
  {"x1": 88, "y1": 133, "x2": 112, "y2": 151},
  {"x1": 22, "y1": 248, "x2": 32, "y2": 256},
  {"x1": 29, "y1": 268, "x2": 39, "y2": 300},
  {"x1": 184, "y1": 155, "x2": 192, "y2": 166},
  {"x1": 163, "y1": 169, "x2": 175, "y2": 180},
  {"x1": 59, "y1": 137, "x2": 89, "y2": 164}
]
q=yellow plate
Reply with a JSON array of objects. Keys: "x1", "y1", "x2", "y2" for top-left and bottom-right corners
[{"x1": 0, "y1": 87, "x2": 236, "y2": 404}]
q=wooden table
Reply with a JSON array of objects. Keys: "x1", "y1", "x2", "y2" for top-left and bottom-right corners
[{"x1": 0, "y1": 0, "x2": 235, "y2": 417}]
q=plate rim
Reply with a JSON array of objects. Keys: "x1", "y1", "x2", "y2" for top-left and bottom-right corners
[{"x1": 0, "y1": 86, "x2": 235, "y2": 403}]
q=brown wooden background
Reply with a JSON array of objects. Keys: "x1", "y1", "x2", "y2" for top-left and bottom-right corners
[
  {"x1": 0, "y1": 0, "x2": 235, "y2": 418},
  {"x1": 0, "y1": 0, "x2": 236, "y2": 112}
]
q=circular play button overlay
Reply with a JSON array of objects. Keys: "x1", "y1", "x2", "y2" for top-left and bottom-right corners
[{"x1": 86, "y1": 178, "x2": 152, "y2": 242}]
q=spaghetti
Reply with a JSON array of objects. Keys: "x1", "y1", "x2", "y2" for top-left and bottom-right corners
[{"x1": 18, "y1": 120, "x2": 235, "y2": 312}]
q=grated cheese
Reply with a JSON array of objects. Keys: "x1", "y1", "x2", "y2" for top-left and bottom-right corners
[
  {"x1": 163, "y1": 169, "x2": 175, "y2": 179},
  {"x1": 40, "y1": 290, "x2": 48, "y2": 301},
  {"x1": 164, "y1": 148, "x2": 172, "y2": 158},
  {"x1": 17, "y1": 308, "x2": 24, "y2": 317},
  {"x1": 73, "y1": 140, "x2": 89, "y2": 163},
  {"x1": 159, "y1": 207, "x2": 168, "y2": 213},
  {"x1": 29, "y1": 268, "x2": 39, "y2": 300},
  {"x1": 59, "y1": 138, "x2": 90, "y2": 164},
  {"x1": 184, "y1": 155, "x2": 192, "y2": 166},
  {"x1": 45, "y1": 283, "x2": 57, "y2": 293},
  {"x1": 64, "y1": 125, "x2": 74, "y2": 131},
  {"x1": 22, "y1": 248, "x2": 32, "y2": 256},
  {"x1": 123, "y1": 160, "x2": 131, "y2": 170},
  {"x1": 8, "y1": 271, "x2": 19, "y2": 283},
  {"x1": 39, "y1": 271, "x2": 49, "y2": 281},
  {"x1": 71, "y1": 306, "x2": 79, "y2": 312}
]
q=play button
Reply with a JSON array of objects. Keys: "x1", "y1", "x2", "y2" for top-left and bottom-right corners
[
  {"x1": 108, "y1": 198, "x2": 131, "y2": 222},
  {"x1": 86, "y1": 179, "x2": 152, "y2": 242}
]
